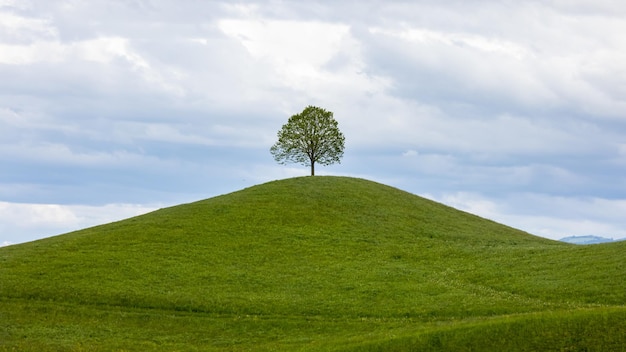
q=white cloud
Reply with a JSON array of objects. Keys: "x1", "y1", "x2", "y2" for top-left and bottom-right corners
[
  {"x1": 430, "y1": 192, "x2": 501, "y2": 220},
  {"x1": 0, "y1": 7, "x2": 57, "y2": 43},
  {"x1": 115, "y1": 122, "x2": 217, "y2": 146},
  {"x1": 362, "y1": 2, "x2": 626, "y2": 119},
  {"x1": 427, "y1": 191, "x2": 626, "y2": 241},
  {"x1": 402, "y1": 150, "x2": 418, "y2": 157},
  {"x1": 369, "y1": 27, "x2": 529, "y2": 59},
  {"x1": 0, "y1": 31, "x2": 185, "y2": 99},
  {"x1": 0, "y1": 141, "x2": 156, "y2": 167},
  {"x1": 0, "y1": 201, "x2": 159, "y2": 245},
  {"x1": 219, "y1": 19, "x2": 349, "y2": 68},
  {"x1": 218, "y1": 17, "x2": 391, "y2": 108}
]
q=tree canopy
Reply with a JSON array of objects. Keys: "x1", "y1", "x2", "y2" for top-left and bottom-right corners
[{"x1": 270, "y1": 106, "x2": 345, "y2": 176}]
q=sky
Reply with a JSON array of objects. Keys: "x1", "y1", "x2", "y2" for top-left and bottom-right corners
[{"x1": 2, "y1": 0, "x2": 626, "y2": 246}]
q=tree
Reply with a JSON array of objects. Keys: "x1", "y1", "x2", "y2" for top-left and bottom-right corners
[{"x1": 270, "y1": 105, "x2": 345, "y2": 176}]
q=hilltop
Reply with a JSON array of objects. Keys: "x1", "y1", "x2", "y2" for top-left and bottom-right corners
[{"x1": 1, "y1": 176, "x2": 625, "y2": 351}]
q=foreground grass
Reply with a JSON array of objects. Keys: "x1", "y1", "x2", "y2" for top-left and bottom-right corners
[
  {"x1": 3, "y1": 301, "x2": 625, "y2": 351},
  {"x1": 2, "y1": 298, "x2": 391, "y2": 351},
  {"x1": 1, "y1": 176, "x2": 625, "y2": 350},
  {"x1": 349, "y1": 307, "x2": 626, "y2": 352}
]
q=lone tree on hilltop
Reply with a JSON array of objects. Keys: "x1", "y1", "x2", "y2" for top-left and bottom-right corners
[{"x1": 270, "y1": 105, "x2": 345, "y2": 176}]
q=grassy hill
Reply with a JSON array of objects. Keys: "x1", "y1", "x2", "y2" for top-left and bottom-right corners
[{"x1": 1, "y1": 176, "x2": 625, "y2": 351}]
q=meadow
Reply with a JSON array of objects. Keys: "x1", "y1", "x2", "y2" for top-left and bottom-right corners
[{"x1": 1, "y1": 176, "x2": 624, "y2": 351}]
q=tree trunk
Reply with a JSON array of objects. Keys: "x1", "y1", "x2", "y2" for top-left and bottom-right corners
[{"x1": 310, "y1": 162, "x2": 315, "y2": 176}]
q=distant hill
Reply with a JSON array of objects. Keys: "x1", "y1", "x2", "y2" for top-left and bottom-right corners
[
  {"x1": 560, "y1": 235, "x2": 617, "y2": 244},
  {"x1": 1, "y1": 176, "x2": 625, "y2": 351}
]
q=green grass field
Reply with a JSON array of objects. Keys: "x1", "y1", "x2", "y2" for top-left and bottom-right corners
[{"x1": 1, "y1": 176, "x2": 625, "y2": 351}]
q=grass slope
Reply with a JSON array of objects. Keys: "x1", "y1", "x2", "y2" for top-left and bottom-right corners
[{"x1": 1, "y1": 176, "x2": 625, "y2": 351}]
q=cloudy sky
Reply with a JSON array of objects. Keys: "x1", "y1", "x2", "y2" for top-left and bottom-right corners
[{"x1": 2, "y1": 0, "x2": 626, "y2": 246}]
